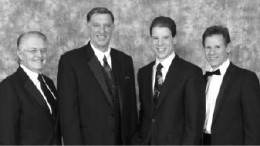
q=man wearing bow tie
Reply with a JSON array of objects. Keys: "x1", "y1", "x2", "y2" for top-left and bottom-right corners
[
  {"x1": 0, "y1": 31, "x2": 60, "y2": 145},
  {"x1": 202, "y1": 25, "x2": 260, "y2": 145},
  {"x1": 131, "y1": 16, "x2": 205, "y2": 145}
]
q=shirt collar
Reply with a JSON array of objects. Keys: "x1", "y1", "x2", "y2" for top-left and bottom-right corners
[
  {"x1": 20, "y1": 64, "x2": 39, "y2": 81},
  {"x1": 90, "y1": 43, "x2": 111, "y2": 66},
  {"x1": 155, "y1": 52, "x2": 175, "y2": 70},
  {"x1": 209, "y1": 59, "x2": 230, "y2": 75}
]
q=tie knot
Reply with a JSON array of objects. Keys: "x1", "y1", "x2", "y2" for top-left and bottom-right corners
[
  {"x1": 38, "y1": 74, "x2": 44, "y2": 82},
  {"x1": 205, "y1": 69, "x2": 221, "y2": 77},
  {"x1": 157, "y1": 63, "x2": 163, "y2": 71},
  {"x1": 103, "y1": 56, "x2": 109, "y2": 66}
]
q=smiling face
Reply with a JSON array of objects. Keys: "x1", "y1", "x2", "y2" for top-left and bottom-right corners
[
  {"x1": 204, "y1": 34, "x2": 230, "y2": 69},
  {"x1": 151, "y1": 26, "x2": 176, "y2": 61},
  {"x1": 17, "y1": 35, "x2": 47, "y2": 73},
  {"x1": 88, "y1": 13, "x2": 114, "y2": 52}
]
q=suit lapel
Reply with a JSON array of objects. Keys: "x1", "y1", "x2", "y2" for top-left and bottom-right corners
[
  {"x1": 146, "y1": 62, "x2": 155, "y2": 113},
  {"x1": 212, "y1": 63, "x2": 235, "y2": 124},
  {"x1": 83, "y1": 43, "x2": 114, "y2": 108},
  {"x1": 156, "y1": 55, "x2": 180, "y2": 108},
  {"x1": 88, "y1": 55, "x2": 114, "y2": 108},
  {"x1": 17, "y1": 67, "x2": 54, "y2": 120},
  {"x1": 111, "y1": 50, "x2": 124, "y2": 113}
]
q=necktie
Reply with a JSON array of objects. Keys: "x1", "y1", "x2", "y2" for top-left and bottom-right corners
[
  {"x1": 103, "y1": 56, "x2": 117, "y2": 97},
  {"x1": 38, "y1": 74, "x2": 57, "y2": 116},
  {"x1": 103, "y1": 56, "x2": 121, "y2": 144},
  {"x1": 153, "y1": 63, "x2": 163, "y2": 107},
  {"x1": 205, "y1": 69, "x2": 221, "y2": 77},
  {"x1": 103, "y1": 56, "x2": 122, "y2": 142}
]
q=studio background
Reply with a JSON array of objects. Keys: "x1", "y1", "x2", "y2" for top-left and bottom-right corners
[{"x1": 0, "y1": 0, "x2": 259, "y2": 88}]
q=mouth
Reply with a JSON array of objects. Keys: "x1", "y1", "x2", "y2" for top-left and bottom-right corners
[
  {"x1": 156, "y1": 47, "x2": 166, "y2": 52},
  {"x1": 33, "y1": 59, "x2": 45, "y2": 63},
  {"x1": 96, "y1": 34, "x2": 107, "y2": 39},
  {"x1": 208, "y1": 56, "x2": 218, "y2": 61}
]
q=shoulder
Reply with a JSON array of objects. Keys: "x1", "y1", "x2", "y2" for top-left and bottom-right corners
[
  {"x1": 111, "y1": 48, "x2": 132, "y2": 61},
  {"x1": 61, "y1": 45, "x2": 87, "y2": 59},
  {"x1": 138, "y1": 61, "x2": 154, "y2": 75},
  {"x1": 231, "y1": 63, "x2": 259, "y2": 81},
  {"x1": 175, "y1": 57, "x2": 202, "y2": 75},
  {"x1": 0, "y1": 70, "x2": 20, "y2": 90}
]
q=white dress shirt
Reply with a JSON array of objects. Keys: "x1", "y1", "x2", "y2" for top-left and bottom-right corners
[
  {"x1": 152, "y1": 52, "x2": 176, "y2": 94},
  {"x1": 91, "y1": 43, "x2": 112, "y2": 68},
  {"x1": 204, "y1": 59, "x2": 230, "y2": 134},
  {"x1": 20, "y1": 64, "x2": 53, "y2": 114}
]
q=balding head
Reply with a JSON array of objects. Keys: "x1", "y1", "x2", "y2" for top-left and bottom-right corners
[
  {"x1": 17, "y1": 31, "x2": 47, "y2": 51},
  {"x1": 16, "y1": 31, "x2": 48, "y2": 73}
]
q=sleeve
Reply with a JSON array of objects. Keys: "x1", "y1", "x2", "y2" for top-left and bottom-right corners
[
  {"x1": 182, "y1": 67, "x2": 205, "y2": 145},
  {"x1": 130, "y1": 68, "x2": 144, "y2": 145},
  {"x1": 242, "y1": 72, "x2": 260, "y2": 144},
  {"x1": 125, "y1": 56, "x2": 138, "y2": 144},
  {"x1": 57, "y1": 55, "x2": 83, "y2": 144},
  {"x1": 0, "y1": 80, "x2": 20, "y2": 144}
]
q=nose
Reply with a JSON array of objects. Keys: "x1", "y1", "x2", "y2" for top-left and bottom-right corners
[
  {"x1": 209, "y1": 48, "x2": 215, "y2": 55},
  {"x1": 35, "y1": 50, "x2": 45, "y2": 57},
  {"x1": 99, "y1": 25, "x2": 105, "y2": 33},
  {"x1": 158, "y1": 39, "x2": 163, "y2": 46}
]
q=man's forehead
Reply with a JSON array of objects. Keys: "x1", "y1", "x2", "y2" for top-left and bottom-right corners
[{"x1": 90, "y1": 13, "x2": 113, "y2": 22}]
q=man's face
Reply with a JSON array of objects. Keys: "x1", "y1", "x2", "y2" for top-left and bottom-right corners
[
  {"x1": 88, "y1": 13, "x2": 114, "y2": 52},
  {"x1": 204, "y1": 34, "x2": 230, "y2": 69},
  {"x1": 151, "y1": 26, "x2": 176, "y2": 61},
  {"x1": 17, "y1": 36, "x2": 47, "y2": 73}
]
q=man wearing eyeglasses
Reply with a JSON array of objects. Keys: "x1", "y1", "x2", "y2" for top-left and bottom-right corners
[{"x1": 0, "y1": 31, "x2": 61, "y2": 145}]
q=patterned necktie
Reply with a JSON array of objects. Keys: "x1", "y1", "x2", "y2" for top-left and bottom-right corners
[
  {"x1": 38, "y1": 74, "x2": 57, "y2": 116},
  {"x1": 103, "y1": 56, "x2": 117, "y2": 97},
  {"x1": 153, "y1": 63, "x2": 163, "y2": 106}
]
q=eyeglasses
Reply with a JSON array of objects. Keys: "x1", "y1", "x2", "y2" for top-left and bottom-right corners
[{"x1": 24, "y1": 48, "x2": 47, "y2": 54}]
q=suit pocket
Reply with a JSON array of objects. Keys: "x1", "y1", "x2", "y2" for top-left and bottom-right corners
[{"x1": 124, "y1": 76, "x2": 131, "y2": 80}]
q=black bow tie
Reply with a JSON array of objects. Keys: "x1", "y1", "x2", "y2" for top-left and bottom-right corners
[{"x1": 205, "y1": 69, "x2": 221, "y2": 77}]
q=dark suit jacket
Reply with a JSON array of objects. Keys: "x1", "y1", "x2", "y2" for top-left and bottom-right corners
[
  {"x1": 0, "y1": 67, "x2": 61, "y2": 145},
  {"x1": 204, "y1": 62, "x2": 260, "y2": 145},
  {"x1": 57, "y1": 42, "x2": 138, "y2": 145},
  {"x1": 133, "y1": 55, "x2": 205, "y2": 145}
]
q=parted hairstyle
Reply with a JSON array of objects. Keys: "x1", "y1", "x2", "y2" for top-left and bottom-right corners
[
  {"x1": 202, "y1": 25, "x2": 231, "y2": 47},
  {"x1": 149, "y1": 16, "x2": 177, "y2": 37}
]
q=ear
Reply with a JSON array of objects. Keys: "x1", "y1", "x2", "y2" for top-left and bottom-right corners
[
  {"x1": 17, "y1": 49, "x2": 23, "y2": 61},
  {"x1": 226, "y1": 43, "x2": 231, "y2": 53},
  {"x1": 172, "y1": 37, "x2": 177, "y2": 45}
]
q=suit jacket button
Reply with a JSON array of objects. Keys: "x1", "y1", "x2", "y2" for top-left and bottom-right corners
[{"x1": 152, "y1": 118, "x2": 155, "y2": 122}]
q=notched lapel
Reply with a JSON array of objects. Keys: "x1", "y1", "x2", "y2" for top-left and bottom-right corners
[
  {"x1": 23, "y1": 78, "x2": 52, "y2": 117},
  {"x1": 156, "y1": 56, "x2": 179, "y2": 108},
  {"x1": 88, "y1": 55, "x2": 114, "y2": 108},
  {"x1": 212, "y1": 63, "x2": 234, "y2": 124}
]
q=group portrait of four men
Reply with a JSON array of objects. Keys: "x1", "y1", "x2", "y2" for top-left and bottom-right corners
[{"x1": 0, "y1": 7, "x2": 260, "y2": 145}]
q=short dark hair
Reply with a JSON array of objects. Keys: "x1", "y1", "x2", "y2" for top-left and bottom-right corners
[
  {"x1": 86, "y1": 7, "x2": 114, "y2": 23},
  {"x1": 150, "y1": 16, "x2": 176, "y2": 37},
  {"x1": 202, "y1": 25, "x2": 231, "y2": 47},
  {"x1": 17, "y1": 31, "x2": 47, "y2": 49}
]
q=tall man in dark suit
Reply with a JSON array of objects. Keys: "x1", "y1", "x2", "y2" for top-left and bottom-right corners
[
  {"x1": 202, "y1": 25, "x2": 260, "y2": 145},
  {"x1": 57, "y1": 7, "x2": 138, "y2": 145},
  {"x1": 132, "y1": 16, "x2": 205, "y2": 145},
  {"x1": 0, "y1": 31, "x2": 60, "y2": 145}
]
